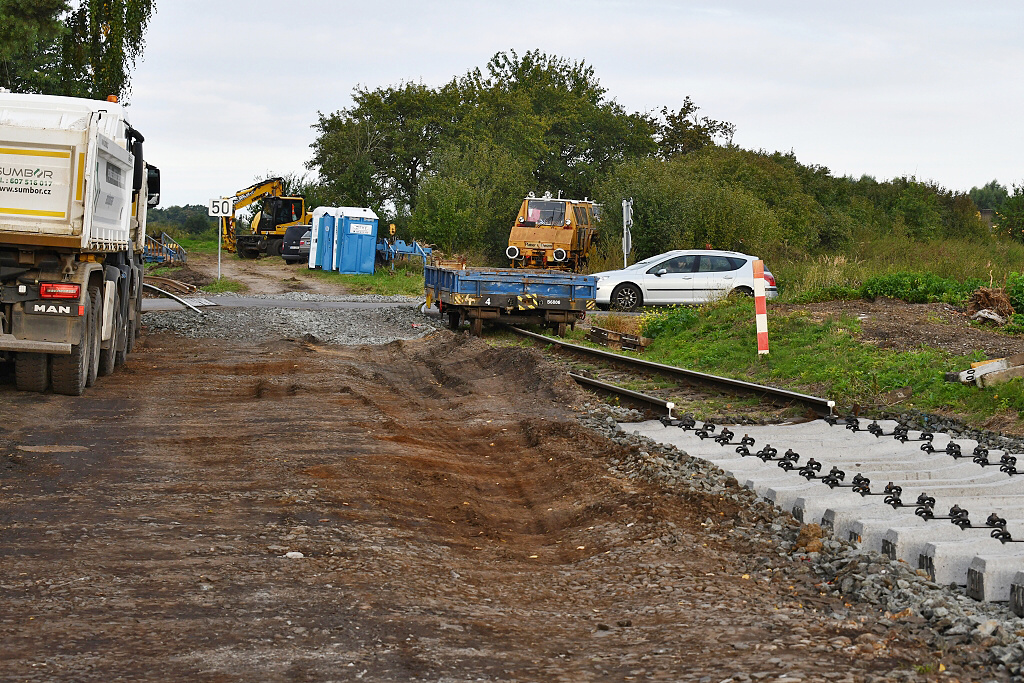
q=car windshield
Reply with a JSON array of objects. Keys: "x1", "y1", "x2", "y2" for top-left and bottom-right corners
[{"x1": 526, "y1": 200, "x2": 566, "y2": 226}]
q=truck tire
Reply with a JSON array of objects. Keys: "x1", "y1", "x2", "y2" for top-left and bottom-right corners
[
  {"x1": 51, "y1": 289, "x2": 92, "y2": 396},
  {"x1": 15, "y1": 353, "x2": 49, "y2": 392},
  {"x1": 85, "y1": 286, "x2": 102, "y2": 387},
  {"x1": 98, "y1": 290, "x2": 119, "y2": 377},
  {"x1": 114, "y1": 312, "x2": 128, "y2": 367},
  {"x1": 267, "y1": 239, "x2": 283, "y2": 257}
]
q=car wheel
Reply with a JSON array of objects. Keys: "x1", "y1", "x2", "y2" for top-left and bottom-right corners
[
  {"x1": 611, "y1": 283, "x2": 642, "y2": 311},
  {"x1": 730, "y1": 286, "x2": 754, "y2": 298}
]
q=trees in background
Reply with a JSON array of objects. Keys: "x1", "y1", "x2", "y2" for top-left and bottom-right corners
[
  {"x1": 970, "y1": 180, "x2": 1009, "y2": 212},
  {"x1": 0, "y1": 0, "x2": 155, "y2": 100},
  {"x1": 309, "y1": 50, "x2": 993, "y2": 263}
]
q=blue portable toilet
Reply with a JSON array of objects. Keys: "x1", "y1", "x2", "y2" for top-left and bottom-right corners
[
  {"x1": 308, "y1": 206, "x2": 335, "y2": 269},
  {"x1": 332, "y1": 207, "x2": 379, "y2": 274}
]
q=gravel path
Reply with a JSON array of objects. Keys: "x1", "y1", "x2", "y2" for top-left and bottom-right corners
[{"x1": 143, "y1": 303, "x2": 441, "y2": 346}]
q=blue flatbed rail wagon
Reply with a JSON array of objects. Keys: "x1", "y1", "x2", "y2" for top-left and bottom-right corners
[{"x1": 424, "y1": 265, "x2": 597, "y2": 336}]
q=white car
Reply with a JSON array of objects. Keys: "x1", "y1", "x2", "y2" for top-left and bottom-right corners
[{"x1": 593, "y1": 250, "x2": 778, "y2": 310}]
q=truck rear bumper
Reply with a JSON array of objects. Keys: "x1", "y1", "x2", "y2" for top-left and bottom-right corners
[{"x1": 0, "y1": 334, "x2": 72, "y2": 354}]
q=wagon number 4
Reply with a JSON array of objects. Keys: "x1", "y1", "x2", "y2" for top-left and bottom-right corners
[{"x1": 484, "y1": 298, "x2": 491, "y2": 305}]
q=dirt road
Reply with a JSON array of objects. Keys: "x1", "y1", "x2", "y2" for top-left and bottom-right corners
[{"x1": 0, "y1": 326, "x2": 1001, "y2": 682}]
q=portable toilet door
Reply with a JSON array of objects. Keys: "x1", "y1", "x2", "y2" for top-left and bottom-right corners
[
  {"x1": 318, "y1": 208, "x2": 339, "y2": 270},
  {"x1": 333, "y1": 207, "x2": 379, "y2": 274},
  {"x1": 308, "y1": 207, "x2": 333, "y2": 269}
]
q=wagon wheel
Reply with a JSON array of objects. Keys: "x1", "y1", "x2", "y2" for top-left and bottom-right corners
[
  {"x1": 470, "y1": 317, "x2": 483, "y2": 336},
  {"x1": 447, "y1": 310, "x2": 462, "y2": 331}
]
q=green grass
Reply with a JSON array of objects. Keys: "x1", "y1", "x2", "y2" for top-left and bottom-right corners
[
  {"x1": 201, "y1": 277, "x2": 246, "y2": 293},
  {"x1": 767, "y1": 234, "x2": 1024, "y2": 302},
  {"x1": 175, "y1": 236, "x2": 220, "y2": 254},
  {"x1": 302, "y1": 264, "x2": 425, "y2": 296},
  {"x1": 629, "y1": 298, "x2": 1022, "y2": 429}
]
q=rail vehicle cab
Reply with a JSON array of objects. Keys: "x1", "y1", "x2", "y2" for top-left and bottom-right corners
[{"x1": 506, "y1": 192, "x2": 600, "y2": 272}]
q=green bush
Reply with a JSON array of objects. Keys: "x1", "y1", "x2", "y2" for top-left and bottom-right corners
[
  {"x1": 791, "y1": 285, "x2": 862, "y2": 304},
  {"x1": 1006, "y1": 273, "x2": 1024, "y2": 313},
  {"x1": 640, "y1": 305, "x2": 699, "y2": 338},
  {"x1": 859, "y1": 272, "x2": 981, "y2": 305},
  {"x1": 1004, "y1": 313, "x2": 1024, "y2": 336}
]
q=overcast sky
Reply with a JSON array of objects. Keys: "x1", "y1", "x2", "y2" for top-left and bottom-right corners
[{"x1": 127, "y1": 0, "x2": 1024, "y2": 207}]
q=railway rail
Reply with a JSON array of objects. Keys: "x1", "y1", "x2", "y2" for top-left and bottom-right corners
[{"x1": 507, "y1": 325, "x2": 835, "y2": 417}]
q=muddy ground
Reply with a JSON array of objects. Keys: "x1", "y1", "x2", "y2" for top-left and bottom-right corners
[
  {"x1": 2, "y1": 259, "x2": 1020, "y2": 681},
  {"x1": 0, "y1": 329, "x2": 1007, "y2": 682}
]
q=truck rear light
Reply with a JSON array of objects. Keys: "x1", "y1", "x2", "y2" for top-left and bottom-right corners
[
  {"x1": 764, "y1": 272, "x2": 776, "y2": 287},
  {"x1": 40, "y1": 283, "x2": 81, "y2": 299}
]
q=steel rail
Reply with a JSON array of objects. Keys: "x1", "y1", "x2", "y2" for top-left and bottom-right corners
[
  {"x1": 508, "y1": 325, "x2": 835, "y2": 416},
  {"x1": 142, "y1": 283, "x2": 204, "y2": 314},
  {"x1": 568, "y1": 372, "x2": 674, "y2": 414}
]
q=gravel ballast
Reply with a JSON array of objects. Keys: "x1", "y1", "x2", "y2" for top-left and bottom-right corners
[
  {"x1": 582, "y1": 405, "x2": 1024, "y2": 680},
  {"x1": 143, "y1": 301, "x2": 442, "y2": 346}
]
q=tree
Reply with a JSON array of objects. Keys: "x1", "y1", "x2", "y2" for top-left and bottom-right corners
[
  {"x1": 0, "y1": 0, "x2": 68, "y2": 92},
  {"x1": 969, "y1": 180, "x2": 1009, "y2": 211},
  {"x1": 53, "y1": 0, "x2": 157, "y2": 100},
  {"x1": 0, "y1": 0, "x2": 155, "y2": 101},
  {"x1": 410, "y1": 141, "x2": 533, "y2": 257},
  {"x1": 309, "y1": 81, "x2": 461, "y2": 216},
  {"x1": 998, "y1": 185, "x2": 1024, "y2": 243},
  {"x1": 473, "y1": 50, "x2": 657, "y2": 199},
  {"x1": 656, "y1": 96, "x2": 735, "y2": 158}
]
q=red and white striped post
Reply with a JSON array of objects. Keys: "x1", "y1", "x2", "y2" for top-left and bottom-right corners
[{"x1": 752, "y1": 259, "x2": 769, "y2": 355}]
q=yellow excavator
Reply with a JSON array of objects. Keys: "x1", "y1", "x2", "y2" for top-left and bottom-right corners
[{"x1": 221, "y1": 178, "x2": 311, "y2": 259}]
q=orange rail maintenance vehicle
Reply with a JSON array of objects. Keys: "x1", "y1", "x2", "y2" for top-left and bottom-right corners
[{"x1": 505, "y1": 192, "x2": 599, "y2": 272}]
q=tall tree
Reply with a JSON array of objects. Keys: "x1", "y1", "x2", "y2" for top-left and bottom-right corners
[
  {"x1": 0, "y1": 0, "x2": 155, "y2": 101},
  {"x1": 657, "y1": 96, "x2": 735, "y2": 158},
  {"x1": 474, "y1": 50, "x2": 658, "y2": 199},
  {"x1": 54, "y1": 0, "x2": 157, "y2": 100},
  {"x1": 0, "y1": 0, "x2": 68, "y2": 92}
]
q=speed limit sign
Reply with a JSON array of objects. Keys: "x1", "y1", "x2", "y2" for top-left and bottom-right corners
[{"x1": 208, "y1": 198, "x2": 232, "y2": 217}]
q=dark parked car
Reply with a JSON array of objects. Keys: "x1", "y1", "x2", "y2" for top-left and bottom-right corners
[{"x1": 281, "y1": 225, "x2": 312, "y2": 264}]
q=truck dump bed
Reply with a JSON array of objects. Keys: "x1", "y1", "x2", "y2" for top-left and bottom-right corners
[{"x1": 0, "y1": 93, "x2": 135, "y2": 251}]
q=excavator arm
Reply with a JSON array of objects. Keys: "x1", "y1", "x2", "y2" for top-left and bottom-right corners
[{"x1": 219, "y1": 178, "x2": 286, "y2": 253}]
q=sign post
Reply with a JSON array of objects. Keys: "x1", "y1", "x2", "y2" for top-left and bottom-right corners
[
  {"x1": 621, "y1": 198, "x2": 633, "y2": 269},
  {"x1": 208, "y1": 198, "x2": 232, "y2": 280}
]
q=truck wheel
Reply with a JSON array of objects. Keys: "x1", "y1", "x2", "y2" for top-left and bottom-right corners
[
  {"x1": 114, "y1": 312, "x2": 128, "y2": 367},
  {"x1": 447, "y1": 310, "x2": 462, "y2": 331},
  {"x1": 470, "y1": 317, "x2": 483, "y2": 336},
  {"x1": 98, "y1": 291, "x2": 119, "y2": 376},
  {"x1": 267, "y1": 239, "x2": 283, "y2": 257},
  {"x1": 51, "y1": 289, "x2": 92, "y2": 396},
  {"x1": 15, "y1": 353, "x2": 49, "y2": 392},
  {"x1": 611, "y1": 283, "x2": 643, "y2": 312},
  {"x1": 85, "y1": 286, "x2": 102, "y2": 387},
  {"x1": 240, "y1": 247, "x2": 260, "y2": 260}
]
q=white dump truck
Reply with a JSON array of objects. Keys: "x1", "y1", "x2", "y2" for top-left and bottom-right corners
[{"x1": 0, "y1": 91, "x2": 160, "y2": 395}]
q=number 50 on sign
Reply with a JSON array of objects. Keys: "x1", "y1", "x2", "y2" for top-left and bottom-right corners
[{"x1": 208, "y1": 198, "x2": 231, "y2": 217}]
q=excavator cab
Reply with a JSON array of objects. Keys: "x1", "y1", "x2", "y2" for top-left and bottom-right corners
[{"x1": 254, "y1": 196, "x2": 306, "y2": 235}]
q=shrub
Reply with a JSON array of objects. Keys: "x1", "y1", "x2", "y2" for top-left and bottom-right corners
[
  {"x1": 639, "y1": 305, "x2": 699, "y2": 338},
  {"x1": 860, "y1": 272, "x2": 981, "y2": 305}
]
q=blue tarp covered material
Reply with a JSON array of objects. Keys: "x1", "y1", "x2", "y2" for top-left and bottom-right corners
[{"x1": 307, "y1": 207, "x2": 379, "y2": 273}]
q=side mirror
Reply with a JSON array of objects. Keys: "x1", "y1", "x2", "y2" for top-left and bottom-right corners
[
  {"x1": 132, "y1": 140, "x2": 145, "y2": 194},
  {"x1": 656, "y1": 268, "x2": 667, "y2": 277},
  {"x1": 146, "y1": 165, "x2": 161, "y2": 207}
]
